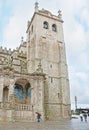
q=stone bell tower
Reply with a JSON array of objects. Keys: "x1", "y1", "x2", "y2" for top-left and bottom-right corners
[{"x1": 26, "y1": 2, "x2": 71, "y2": 120}]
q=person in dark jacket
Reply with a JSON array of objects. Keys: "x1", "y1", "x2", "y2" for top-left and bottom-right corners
[{"x1": 36, "y1": 112, "x2": 41, "y2": 122}]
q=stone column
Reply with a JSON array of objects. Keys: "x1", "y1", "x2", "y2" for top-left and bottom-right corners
[
  {"x1": 58, "y1": 43, "x2": 71, "y2": 118},
  {"x1": 32, "y1": 76, "x2": 38, "y2": 121},
  {"x1": 8, "y1": 78, "x2": 15, "y2": 107},
  {"x1": 0, "y1": 77, "x2": 4, "y2": 102},
  {"x1": 8, "y1": 78, "x2": 16, "y2": 122},
  {"x1": 32, "y1": 74, "x2": 45, "y2": 121},
  {"x1": 30, "y1": 78, "x2": 35, "y2": 121},
  {"x1": 38, "y1": 77, "x2": 45, "y2": 120}
]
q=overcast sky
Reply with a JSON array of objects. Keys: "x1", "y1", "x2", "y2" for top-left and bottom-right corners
[{"x1": 0, "y1": 0, "x2": 89, "y2": 110}]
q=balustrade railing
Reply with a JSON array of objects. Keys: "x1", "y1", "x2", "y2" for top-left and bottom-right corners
[
  {"x1": 15, "y1": 103, "x2": 32, "y2": 111},
  {"x1": 0, "y1": 102, "x2": 32, "y2": 111}
]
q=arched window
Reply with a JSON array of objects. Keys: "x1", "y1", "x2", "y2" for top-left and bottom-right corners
[
  {"x1": 43, "y1": 21, "x2": 49, "y2": 29},
  {"x1": 26, "y1": 83, "x2": 31, "y2": 97},
  {"x1": 52, "y1": 24, "x2": 57, "y2": 32},
  {"x1": 3, "y1": 87, "x2": 9, "y2": 103},
  {"x1": 14, "y1": 84, "x2": 24, "y2": 100}
]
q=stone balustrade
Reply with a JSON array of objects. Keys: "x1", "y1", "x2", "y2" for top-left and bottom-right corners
[
  {"x1": 15, "y1": 104, "x2": 32, "y2": 111},
  {"x1": 0, "y1": 102, "x2": 32, "y2": 111}
]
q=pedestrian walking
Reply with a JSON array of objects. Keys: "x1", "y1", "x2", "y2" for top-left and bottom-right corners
[
  {"x1": 36, "y1": 112, "x2": 41, "y2": 122},
  {"x1": 83, "y1": 113, "x2": 87, "y2": 122},
  {"x1": 80, "y1": 113, "x2": 83, "y2": 122}
]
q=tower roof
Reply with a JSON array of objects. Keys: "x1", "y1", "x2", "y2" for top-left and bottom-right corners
[{"x1": 26, "y1": 3, "x2": 63, "y2": 33}]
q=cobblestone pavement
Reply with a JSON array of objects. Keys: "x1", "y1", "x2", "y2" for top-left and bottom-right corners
[{"x1": 0, "y1": 118, "x2": 89, "y2": 130}]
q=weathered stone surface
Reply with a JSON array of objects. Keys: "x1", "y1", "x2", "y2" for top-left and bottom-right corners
[{"x1": 0, "y1": 2, "x2": 70, "y2": 122}]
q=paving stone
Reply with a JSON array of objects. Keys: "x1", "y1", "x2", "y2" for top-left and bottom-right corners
[{"x1": 0, "y1": 118, "x2": 89, "y2": 130}]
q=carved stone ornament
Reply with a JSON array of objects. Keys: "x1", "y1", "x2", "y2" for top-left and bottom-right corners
[
  {"x1": 39, "y1": 37, "x2": 46, "y2": 43},
  {"x1": 2, "y1": 66, "x2": 14, "y2": 78},
  {"x1": 4, "y1": 76, "x2": 10, "y2": 86},
  {"x1": 36, "y1": 62, "x2": 43, "y2": 73}
]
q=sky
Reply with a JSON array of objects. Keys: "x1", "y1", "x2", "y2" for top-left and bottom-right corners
[{"x1": 0, "y1": 0, "x2": 89, "y2": 110}]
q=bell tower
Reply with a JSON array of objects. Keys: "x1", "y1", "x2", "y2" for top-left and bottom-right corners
[{"x1": 26, "y1": 2, "x2": 71, "y2": 120}]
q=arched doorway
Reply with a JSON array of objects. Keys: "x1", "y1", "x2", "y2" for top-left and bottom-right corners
[
  {"x1": 13, "y1": 79, "x2": 33, "y2": 121},
  {"x1": 14, "y1": 78, "x2": 31, "y2": 104}
]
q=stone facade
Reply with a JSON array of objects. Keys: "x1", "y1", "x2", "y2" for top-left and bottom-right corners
[{"x1": 0, "y1": 2, "x2": 70, "y2": 122}]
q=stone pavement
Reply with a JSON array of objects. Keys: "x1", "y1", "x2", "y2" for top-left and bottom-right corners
[{"x1": 0, "y1": 118, "x2": 89, "y2": 130}]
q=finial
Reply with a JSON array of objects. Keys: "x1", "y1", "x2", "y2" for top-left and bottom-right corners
[
  {"x1": 21, "y1": 36, "x2": 24, "y2": 43},
  {"x1": 58, "y1": 10, "x2": 61, "y2": 14},
  {"x1": 35, "y1": 1, "x2": 39, "y2": 12},
  {"x1": 58, "y1": 10, "x2": 62, "y2": 18}
]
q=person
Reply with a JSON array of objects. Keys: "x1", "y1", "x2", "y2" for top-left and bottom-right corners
[
  {"x1": 88, "y1": 113, "x2": 89, "y2": 116},
  {"x1": 83, "y1": 113, "x2": 87, "y2": 122},
  {"x1": 36, "y1": 112, "x2": 41, "y2": 122},
  {"x1": 80, "y1": 113, "x2": 83, "y2": 122}
]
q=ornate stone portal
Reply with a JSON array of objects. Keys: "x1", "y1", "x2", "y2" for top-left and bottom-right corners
[
  {"x1": 0, "y1": 64, "x2": 45, "y2": 122},
  {"x1": 0, "y1": 2, "x2": 70, "y2": 122}
]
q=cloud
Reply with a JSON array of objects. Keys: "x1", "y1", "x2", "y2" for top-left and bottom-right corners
[
  {"x1": 2, "y1": 0, "x2": 35, "y2": 49},
  {"x1": 76, "y1": 72, "x2": 88, "y2": 81},
  {"x1": 61, "y1": 0, "x2": 89, "y2": 53},
  {"x1": 68, "y1": 62, "x2": 89, "y2": 106},
  {"x1": 3, "y1": 16, "x2": 24, "y2": 49},
  {"x1": 60, "y1": 0, "x2": 89, "y2": 107}
]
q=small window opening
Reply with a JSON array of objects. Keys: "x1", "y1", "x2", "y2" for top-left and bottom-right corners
[
  {"x1": 58, "y1": 93, "x2": 60, "y2": 98},
  {"x1": 52, "y1": 24, "x2": 57, "y2": 32},
  {"x1": 50, "y1": 64, "x2": 52, "y2": 68},
  {"x1": 43, "y1": 21, "x2": 49, "y2": 29}
]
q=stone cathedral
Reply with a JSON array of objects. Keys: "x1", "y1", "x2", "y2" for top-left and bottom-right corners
[{"x1": 0, "y1": 2, "x2": 70, "y2": 122}]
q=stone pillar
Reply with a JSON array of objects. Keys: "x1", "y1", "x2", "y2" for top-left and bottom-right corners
[
  {"x1": 8, "y1": 78, "x2": 15, "y2": 107},
  {"x1": 38, "y1": 77, "x2": 45, "y2": 120},
  {"x1": 8, "y1": 78, "x2": 15, "y2": 122},
  {"x1": 31, "y1": 74, "x2": 45, "y2": 121},
  {"x1": 0, "y1": 77, "x2": 4, "y2": 102},
  {"x1": 30, "y1": 78, "x2": 35, "y2": 121},
  {"x1": 58, "y1": 43, "x2": 71, "y2": 118},
  {"x1": 32, "y1": 76, "x2": 38, "y2": 121},
  {"x1": 9, "y1": 79, "x2": 15, "y2": 94}
]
